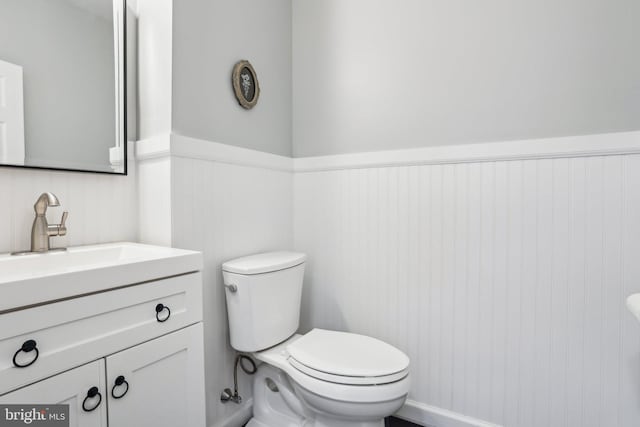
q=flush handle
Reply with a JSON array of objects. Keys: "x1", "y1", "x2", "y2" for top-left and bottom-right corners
[{"x1": 224, "y1": 284, "x2": 237, "y2": 293}]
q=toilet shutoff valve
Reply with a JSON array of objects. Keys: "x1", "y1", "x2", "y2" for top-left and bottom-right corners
[
  {"x1": 220, "y1": 388, "x2": 242, "y2": 404},
  {"x1": 220, "y1": 354, "x2": 257, "y2": 404}
]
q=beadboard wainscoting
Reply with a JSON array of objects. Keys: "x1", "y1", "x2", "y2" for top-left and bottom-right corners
[
  {"x1": 0, "y1": 151, "x2": 137, "y2": 254},
  {"x1": 293, "y1": 134, "x2": 640, "y2": 427},
  {"x1": 137, "y1": 134, "x2": 293, "y2": 427}
]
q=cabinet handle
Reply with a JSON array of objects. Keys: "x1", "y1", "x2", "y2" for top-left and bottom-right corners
[
  {"x1": 111, "y1": 375, "x2": 129, "y2": 399},
  {"x1": 155, "y1": 303, "x2": 171, "y2": 323},
  {"x1": 82, "y1": 387, "x2": 102, "y2": 412},
  {"x1": 12, "y1": 340, "x2": 39, "y2": 368}
]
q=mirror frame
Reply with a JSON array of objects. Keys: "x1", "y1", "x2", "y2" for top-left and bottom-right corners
[{"x1": 0, "y1": 0, "x2": 127, "y2": 176}]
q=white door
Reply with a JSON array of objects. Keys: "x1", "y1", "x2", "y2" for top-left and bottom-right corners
[
  {"x1": 0, "y1": 359, "x2": 108, "y2": 427},
  {"x1": 0, "y1": 59, "x2": 25, "y2": 165},
  {"x1": 106, "y1": 324, "x2": 206, "y2": 427}
]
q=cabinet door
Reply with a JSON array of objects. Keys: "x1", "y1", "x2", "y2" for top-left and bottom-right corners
[
  {"x1": 0, "y1": 359, "x2": 107, "y2": 427},
  {"x1": 106, "y1": 324, "x2": 205, "y2": 427}
]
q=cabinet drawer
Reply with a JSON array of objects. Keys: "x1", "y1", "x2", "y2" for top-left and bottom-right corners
[{"x1": 0, "y1": 272, "x2": 202, "y2": 395}]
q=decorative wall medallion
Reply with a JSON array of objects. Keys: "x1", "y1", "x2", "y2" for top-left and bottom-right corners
[{"x1": 232, "y1": 60, "x2": 260, "y2": 109}]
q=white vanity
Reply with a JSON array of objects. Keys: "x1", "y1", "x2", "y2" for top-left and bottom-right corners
[{"x1": 0, "y1": 243, "x2": 206, "y2": 427}]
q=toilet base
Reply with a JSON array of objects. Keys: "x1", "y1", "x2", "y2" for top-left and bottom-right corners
[
  {"x1": 249, "y1": 364, "x2": 390, "y2": 427},
  {"x1": 246, "y1": 419, "x2": 270, "y2": 427},
  {"x1": 312, "y1": 417, "x2": 384, "y2": 427},
  {"x1": 246, "y1": 415, "x2": 383, "y2": 427}
]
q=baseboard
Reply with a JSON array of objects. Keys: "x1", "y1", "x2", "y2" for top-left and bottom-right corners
[
  {"x1": 211, "y1": 397, "x2": 498, "y2": 427},
  {"x1": 395, "y1": 400, "x2": 502, "y2": 427},
  {"x1": 208, "y1": 397, "x2": 496, "y2": 427},
  {"x1": 210, "y1": 398, "x2": 253, "y2": 427}
]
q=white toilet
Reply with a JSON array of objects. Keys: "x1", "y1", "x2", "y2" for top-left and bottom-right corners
[{"x1": 222, "y1": 251, "x2": 411, "y2": 427}]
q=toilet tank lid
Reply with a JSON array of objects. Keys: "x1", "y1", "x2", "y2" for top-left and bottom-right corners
[{"x1": 222, "y1": 251, "x2": 306, "y2": 275}]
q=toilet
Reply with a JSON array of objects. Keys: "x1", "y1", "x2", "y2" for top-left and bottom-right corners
[{"x1": 222, "y1": 251, "x2": 411, "y2": 427}]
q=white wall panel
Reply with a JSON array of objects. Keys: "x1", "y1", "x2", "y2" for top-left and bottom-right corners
[
  {"x1": 137, "y1": 156, "x2": 172, "y2": 246},
  {"x1": 170, "y1": 156, "x2": 293, "y2": 427},
  {"x1": 294, "y1": 154, "x2": 640, "y2": 427},
  {"x1": 0, "y1": 160, "x2": 137, "y2": 254}
]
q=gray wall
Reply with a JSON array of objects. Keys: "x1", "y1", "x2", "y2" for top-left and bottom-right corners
[
  {"x1": 0, "y1": 0, "x2": 116, "y2": 169},
  {"x1": 172, "y1": 0, "x2": 292, "y2": 157},
  {"x1": 292, "y1": 0, "x2": 640, "y2": 157}
]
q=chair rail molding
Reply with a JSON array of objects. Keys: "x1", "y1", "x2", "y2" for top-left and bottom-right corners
[
  {"x1": 293, "y1": 131, "x2": 640, "y2": 172},
  {"x1": 136, "y1": 133, "x2": 293, "y2": 172},
  {"x1": 136, "y1": 131, "x2": 640, "y2": 172}
]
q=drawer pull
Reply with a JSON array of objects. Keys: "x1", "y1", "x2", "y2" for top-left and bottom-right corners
[
  {"x1": 155, "y1": 303, "x2": 171, "y2": 323},
  {"x1": 111, "y1": 375, "x2": 129, "y2": 399},
  {"x1": 12, "y1": 340, "x2": 39, "y2": 368},
  {"x1": 82, "y1": 387, "x2": 102, "y2": 412}
]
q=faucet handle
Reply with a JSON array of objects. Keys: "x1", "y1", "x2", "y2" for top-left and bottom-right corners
[{"x1": 58, "y1": 211, "x2": 69, "y2": 236}]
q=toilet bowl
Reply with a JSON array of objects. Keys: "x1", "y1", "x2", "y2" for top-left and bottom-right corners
[
  {"x1": 222, "y1": 252, "x2": 411, "y2": 427},
  {"x1": 249, "y1": 331, "x2": 410, "y2": 427}
]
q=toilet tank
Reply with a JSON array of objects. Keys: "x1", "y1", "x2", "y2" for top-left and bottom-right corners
[{"x1": 222, "y1": 252, "x2": 306, "y2": 352}]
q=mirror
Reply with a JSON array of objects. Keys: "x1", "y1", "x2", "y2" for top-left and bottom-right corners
[{"x1": 0, "y1": 0, "x2": 126, "y2": 174}]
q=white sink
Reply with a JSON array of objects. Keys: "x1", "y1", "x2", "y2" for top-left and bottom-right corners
[
  {"x1": 0, "y1": 242, "x2": 202, "y2": 312},
  {"x1": 627, "y1": 293, "x2": 640, "y2": 323}
]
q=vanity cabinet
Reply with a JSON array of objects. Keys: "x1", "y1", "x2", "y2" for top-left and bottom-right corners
[{"x1": 0, "y1": 270, "x2": 205, "y2": 427}]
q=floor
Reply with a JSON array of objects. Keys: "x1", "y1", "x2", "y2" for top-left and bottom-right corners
[{"x1": 385, "y1": 417, "x2": 423, "y2": 427}]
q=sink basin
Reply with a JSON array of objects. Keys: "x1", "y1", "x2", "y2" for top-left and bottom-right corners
[
  {"x1": 0, "y1": 242, "x2": 202, "y2": 312},
  {"x1": 627, "y1": 293, "x2": 640, "y2": 322}
]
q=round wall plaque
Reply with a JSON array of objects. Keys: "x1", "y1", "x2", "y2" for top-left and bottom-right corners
[{"x1": 232, "y1": 60, "x2": 260, "y2": 109}]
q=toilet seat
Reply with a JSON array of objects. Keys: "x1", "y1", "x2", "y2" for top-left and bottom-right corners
[
  {"x1": 254, "y1": 332, "x2": 411, "y2": 404},
  {"x1": 286, "y1": 329, "x2": 410, "y2": 386},
  {"x1": 288, "y1": 357, "x2": 408, "y2": 385}
]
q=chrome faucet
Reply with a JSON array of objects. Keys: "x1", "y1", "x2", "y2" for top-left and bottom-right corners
[{"x1": 31, "y1": 192, "x2": 68, "y2": 252}]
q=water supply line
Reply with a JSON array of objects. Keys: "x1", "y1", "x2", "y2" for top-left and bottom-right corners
[{"x1": 220, "y1": 354, "x2": 257, "y2": 404}]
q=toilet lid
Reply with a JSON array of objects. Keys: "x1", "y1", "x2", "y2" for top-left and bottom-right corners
[
  {"x1": 286, "y1": 329, "x2": 409, "y2": 384},
  {"x1": 222, "y1": 251, "x2": 306, "y2": 275}
]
